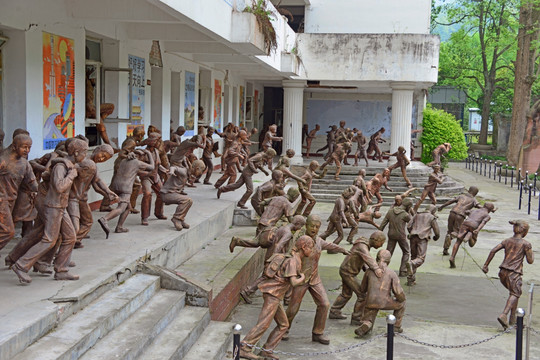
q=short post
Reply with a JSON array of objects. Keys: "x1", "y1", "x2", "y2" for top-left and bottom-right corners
[
  {"x1": 528, "y1": 184, "x2": 532, "y2": 215},
  {"x1": 505, "y1": 165, "x2": 508, "y2": 185},
  {"x1": 525, "y1": 171, "x2": 529, "y2": 193},
  {"x1": 489, "y1": 160, "x2": 492, "y2": 178},
  {"x1": 511, "y1": 167, "x2": 514, "y2": 188},
  {"x1": 484, "y1": 160, "x2": 487, "y2": 177},
  {"x1": 518, "y1": 168, "x2": 522, "y2": 186},
  {"x1": 233, "y1": 324, "x2": 242, "y2": 360},
  {"x1": 526, "y1": 284, "x2": 534, "y2": 360},
  {"x1": 499, "y1": 163, "x2": 502, "y2": 182},
  {"x1": 386, "y1": 315, "x2": 396, "y2": 360},
  {"x1": 534, "y1": 173, "x2": 537, "y2": 196},
  {"x1": 516, "y1": 308, "x2": 525, "y2": 360},
  {"x1": 519, "y1": 181, "x2": 523, "y2": 210},
  {"x1": 476, "y1": 157, "x2": 479, "y2": 173}
]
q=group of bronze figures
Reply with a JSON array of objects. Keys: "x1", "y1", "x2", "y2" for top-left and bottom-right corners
[{"x1": 0, "y1": 124, "x2": 533, "y2": 360}]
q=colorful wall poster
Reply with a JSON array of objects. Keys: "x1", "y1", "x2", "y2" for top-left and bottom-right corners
[
  {"x1": 213, "y1": 79, "x2": 222, "y2": 130},
  {"x1": 239, "y1": 85, "x2": 245, "y2": 127},
  {"x1": 43, "y1": 32, "x2": 75, "y2": 150},
  {"x1": 127, "y1": 54, "x2": 145, "y2": 135},
  {"x1": 184, "y1": 71, "x2": 196, "y2": 134}
]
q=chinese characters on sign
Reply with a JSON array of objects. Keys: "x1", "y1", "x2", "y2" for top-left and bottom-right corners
[
  {"x1": 128, "y1": 54, "x2": 145, "y2": 135},
  {"x1": 184, "y1": 71, "x2": 196, "y2": 134}
]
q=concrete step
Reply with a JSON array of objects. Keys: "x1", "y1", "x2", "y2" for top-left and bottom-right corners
[
  {"x1": 138, "y1": 306, "x2": 210, "y2": 360},
  {"x1": 175, "y1": 227, "x2": 265, "y2": 321},
  {"x1": 312, "y1": 192, "x2": 453, "y2": 204},
  {"x1": 79, "y1": 290, "x2": 185, "y2": 360},
  {"x1": 12, "y1": 274, "x2": 161, "y2": 360},
  {"x1": 183, "y1": 321, "x2": 234, "y2": 360}
]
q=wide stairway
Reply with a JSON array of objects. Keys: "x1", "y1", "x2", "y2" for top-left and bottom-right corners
[{"x1": 309, "y1": 161, "x2": 464, "y2": 205}]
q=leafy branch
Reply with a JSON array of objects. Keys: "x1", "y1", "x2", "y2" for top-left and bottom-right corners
[{"x1": 244, "y1": 0, "x2": 277, "y2": 56}]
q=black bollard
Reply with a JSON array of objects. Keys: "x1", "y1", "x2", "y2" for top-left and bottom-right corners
[
  {"x1": 534, "y1": 173, "x2": 537, "y2": 196},
  {"x1": 528, "y1": 184, "x2": 532, "y2": 215},
  {"x1": 511, "y1": 167, "x2": 514, "y2": 188},
  {"x1": 516, "y1": 308, "x2": 525, "y2": 360},
  {"x1": 499, "y1": 163, "x2": 502, "y2": 182},
  {"x1": 505, "y1": 165, "x2": 508, "y2": 184},
  {"x1": 489, "y1": 160, "x2": 492, "y2": 178},
  {"x1": 233, "y1": 324, "x2": 242, "y2": 360},
  {"x1": 525, "y1": 171, "x2": 529, "y2": 193},
  {"x1": 476, "y1": 157, "x2": 479, "y2": 173},
  {"x1": 484, "y1": 160, "x2": 487, "y2": 176},
  {"x1": 386, "y1": 315, "x2": 395, "y2": 360},
  {"x1": 518, "y1": 168, "x2": 521, "y2": 186},
  {"x1": 519, "y1": 181, "x2": 523, "y2": 210}
]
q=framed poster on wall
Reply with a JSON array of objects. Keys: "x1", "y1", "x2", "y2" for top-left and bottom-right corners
[{"x1": 245, "y1": 96, "x2": 252, "y2": 123}]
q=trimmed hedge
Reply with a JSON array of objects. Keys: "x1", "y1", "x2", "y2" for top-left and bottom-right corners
[{"x1": 420, "y1": 104, "x2": 468, "y2": 166}]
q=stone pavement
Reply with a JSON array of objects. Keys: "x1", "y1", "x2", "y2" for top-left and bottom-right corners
[{"x1": 226, "y1": 162, "x2": 540, "y2": 360}]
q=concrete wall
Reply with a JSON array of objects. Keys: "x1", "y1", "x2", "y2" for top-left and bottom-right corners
[
  {"x1": 296, "y1": 33, "x2": 440, "y2": 83},
  {"x1": 305, "y1": 0, "x2": 431, "y2": 34}
]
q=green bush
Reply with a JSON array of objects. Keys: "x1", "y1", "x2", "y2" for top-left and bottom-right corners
[{"x1": 420, "y1": 104, "x2": 468, "y2": 166}]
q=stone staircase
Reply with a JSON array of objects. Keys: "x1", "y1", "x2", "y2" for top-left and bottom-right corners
[
  {"x1": 309, "y1": 161, "x2": 464, "y2": 205},
  {"x1": 10, "y1": 273, "x2": 234, "y2": 360}
]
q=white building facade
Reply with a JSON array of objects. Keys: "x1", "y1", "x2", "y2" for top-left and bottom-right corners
[{"x1": 0, "y1": 0, "x2": 439, "y2": 198}]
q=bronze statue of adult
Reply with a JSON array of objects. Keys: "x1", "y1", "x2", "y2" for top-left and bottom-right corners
[
  {"x1": 329, "y1": 231, "x2": 385, "y2": 323},
  {"x1": 217, "y1": 149, "x2": 274, "y2": 209},
  {"x1": 354, "y1": 249, "x2": 406, "y2": 337},
  {"x1": 353, "y1": 130, "x2": 369, "y2": 167},
  {"x1": 413, "y1": 164, "x2": 444, "y2": 213},
  {"x1": 161, "y1": 160, "x2": 205, "y2": 231},
  {"x1": 380, "y1": 198, "x2": 413, "y2": 277},
  {"x1": 405, "y1": 204, "x2": 440, "y2": 286},
  {"x1": 0, "y1": 135, "x2": 38, "y2": 259},
  {"x1": 200, "y1": 127, "x2": 221, "y2": 185},
  {"x1": 438, "y1": 186, "x2": 480, "y2": 255},
  {"x1": 250, "y1": 170, "x2": 285, "y2": 216},
  {"x1": 11, "y1": 138, "x2": 87, "y2": 283},
  {"x1": 482, "y1": 220, "x2": 534, "y2": 329},
  {"x1": 386, "y1": 146, "x2": 412, "y2": 188},
  {"x1": 86, "y1": 68, "x2": 116, "y2": 148},
  {"x1": 367, "y1": 127, "x2": 386, "y2": 162},
  {"x1": 449, "y1": 202, "x2": 496, "y2": 268},
  {"x1": 239, "y1": 235, "x2": 313, "y2": 360},
  {"x1": 303, "y1": 124, "x2": 320, "y2": 158},
  {"x1": 139, "y1": 132, "x2": 167, "y2": 225},
  {"x1": 97, "y1": 149, "x2": 155, "y2": 238},
  {"x1": 427, "y1": 142, "x2": 452, "y2": 167},
  {"x1": 294, "y1": 160, "x2": 327, "y2": 216},
  {"x1": 285, "y1": 214, "x2": 350, "y2": 346}
]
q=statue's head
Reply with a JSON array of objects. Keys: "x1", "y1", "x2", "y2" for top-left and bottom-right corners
[
  {"x1": 92, "y1": 144, "x2": 114, "y2": 163},
  {"x1": 369, "y1": 231, "x2": 386, "y2": 249},
  {"x1": 271, "y1": 169, "x2": 284, "y2": 183},
  {"x1": 133, "y1": 126, "x2": 146, "y2": 141},
  {"x1": 67, "y1": 138, "x2": 89, "y2": 163},
  {"x1": 191, "y1": 159, "x2": 205, "y2": 177},
  {"x1": 286, "y1": 187, "x2": 300, "y2": 202},
  {"x1": 305, "y1": 214, "x2": 322, "y2": 238},
  {"x1": 468, "y1": 186, "x2": 479, "y2": 196},
  {"x1": 12, "y1": 134, "x2": 32, "y2": 159},
  {"x1": 309, "y1": 160, "x2": 320, "y2": 171}
]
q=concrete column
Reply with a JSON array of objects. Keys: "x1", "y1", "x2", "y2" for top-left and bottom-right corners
[
  {"x1": 282, "y1": 80, "x2": 306, "y2": 165},
  {"x1": 390, "y1": 83, "x2": 415, "y2": 154}
]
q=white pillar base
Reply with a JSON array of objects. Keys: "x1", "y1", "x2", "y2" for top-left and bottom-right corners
[
  {"x1": 282, "y1": 80, "x2": 306, "y2": 163},
  {"x1": 391, "y1": 83, "x2": 415, "y2": 155}
]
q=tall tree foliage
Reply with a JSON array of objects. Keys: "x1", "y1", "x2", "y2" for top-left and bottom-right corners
[
  {"x1": 437, "y1": 0, "x2": 518, "y2": 144},
  {"x1": 507, "y1": 0, "x2": 540, "y2": 165}
]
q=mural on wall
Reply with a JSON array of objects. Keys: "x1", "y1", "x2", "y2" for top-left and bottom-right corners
[
  {"x1": 184, "y1": 71, "x2": 196, "y2": 134},
  {"x1": 127, "y1": 54, "x2": 145, "y2": 135},
  {"x1": 213, "y1": 79, "x2": 222, "y2": 130},
  {"x1": 43, "y1": 32, "x2": 75, "y2": 150},
  {"x1": 239, "y1": 85, "x2": 245, "y2": 127}
]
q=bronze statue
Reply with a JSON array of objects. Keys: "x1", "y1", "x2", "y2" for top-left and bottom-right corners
[
  {"x1": 97, "y1": 149, "x2": 155, "y2": 238},
  {"x1": 217, "y1": 149, "x2": 274, "y2": 209},
  {"x1": 201, "y1": 127, "x2": 221, "y2": 185},
  {"x1": 275, "y1": 149, "x2": 306, "y2": 186},
  {"x1": 352, "y1": 169, "x2": 368, "y2": 211},
  {"x1": 357, "y1": 206, "x2": 383, "y2": 229},
  {"x1": 427, "y1": 142, "x2": 452, "y2": 167},
  {"x1": 316, "y1": 125, "x2": 337, "y2": 160},
  {"x1": 367, "y1": 127, "x2": 386, "y2": 162},
  {"x1": 295, "y1": 160, "x2": 327, "y2": 217},
  {"x1": 354, "y1": 249, "x2": 406, "y2": 336},
  {"x1": 320, "y1": 187, "x2": 355, "y2": 246},
  {"x1": 86, "y1": 68, "x2": 116, "y2": 147},
  {"x1": 386, "y1": 146, "x2": 412, "y2": 188},
  {"x1": 70, "y1": 144, "x2": 117, "y2": 248},
  {"x1": 0, "y1": 135, "x2": 38, "y2": 258},
  {"x1": 329, "y1": 231, "x2": 386, "y2": 324},
  {"x1": 262, "y1": 124, "x2": 282, "y2": 170},
  {"x1": 11, "y1": 139, "x2": 87, "y2": 283},
  {"x1": 161, "y1": 161, "x2": 204, "y2": 231},
  {"x1": 438, "y1": 186, "x2": 480, "y2": 256},
  {"x1": 449, "y1": 202, "x2": 496, "y2": 268},
  {"x1": 239, "y1": 215, "x2": 306, "y2": 304},
  {"x1": 230, "y1": 187, "x2": 300, "y2": 252},
  {"x1": 0, "y1": 128, "x2": 4, "y2": 152},
  {"x1": 413, "y1": 165, "x2": 444, "y2": 213},
  {"x1": 353, "y1": 130, "x2": 369, "y2": 167},
  {"x1": 214, "y1": 136, "x2": 244, "y2": 188},
  {"x1": 482, "y1": 220, "x2": 534, "y2": 329},
  {"x1": 250, "y1": 170, "x2": 285, "y2": 216},
  {"x1": 380, "y1": 198, "x2": 413, "y2": 277},
  {"x1": 285, "y1": 214, "x2": 350, "y2": 346},
  {"x1": 239, "y1": 235, "x2": 313, "y2": 360},
  {"x1": 320, "y1": 141, "x2": 351, "y2": 180},
  {"x1": 405, "y1": 205, "x2": 440, "y2": 286},
  {"x1": 303, "y1": 124, "x2": 320, "y2": 158},
  {"x1": 139, "y1": 132, "x2": 167, "y2": 225},
  {"x1": 365, "y1": 169, "x2": 393, "y2": 207}
]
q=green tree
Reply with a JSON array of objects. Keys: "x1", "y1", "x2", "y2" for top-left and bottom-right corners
[
  {"x1": 436, "y1": 0, "x2": 519, "y2": 144},
  {"x1": 421, "y1": 105, "x2": 468, "y2": 165}
]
